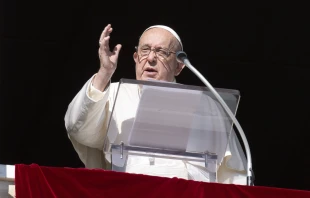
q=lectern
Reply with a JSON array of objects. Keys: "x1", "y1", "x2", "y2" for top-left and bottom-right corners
[{"x1": 103, "y1": 78, "x2": 243, "y2": 183}]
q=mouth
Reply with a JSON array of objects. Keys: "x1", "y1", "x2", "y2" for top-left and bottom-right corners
[{"x1": 144, "y1": 68, "x2": 158, "y2": 76}]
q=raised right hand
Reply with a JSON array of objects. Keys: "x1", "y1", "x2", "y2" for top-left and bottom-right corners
[
  {"x1": 93, "y1": 24, "x2": 122, "y2": 91},
  {"x1": 98, "y1": 24, "x2": 122, "y2": 74}
]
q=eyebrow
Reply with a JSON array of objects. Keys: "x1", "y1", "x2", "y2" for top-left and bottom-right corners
[
  {"x1": 140, "y1": 44, "x2": 151, "y2": 48},
  {"x1": 140, "y1": 44, "x2": 168, "y2": 49}
]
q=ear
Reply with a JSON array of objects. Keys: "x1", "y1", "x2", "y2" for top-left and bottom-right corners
[
  {"x1": 174, "y1": 62, "x2": 185, "y2": 76},
  {"x1": 133, "y1": 52, "x2": 139, "y2": 64}
]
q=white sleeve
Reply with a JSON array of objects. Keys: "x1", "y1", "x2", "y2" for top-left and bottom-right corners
[
  {"x1": 64, "y1": 74, "x2": 113, "y2": 150},
  {"x1": 88, "y1": 81, "x2": 107, "y2": 102}
]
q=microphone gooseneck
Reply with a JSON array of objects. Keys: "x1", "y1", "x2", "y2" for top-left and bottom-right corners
[{"x1": 176, "y1": 51, "x2": 254, "y2": 186}]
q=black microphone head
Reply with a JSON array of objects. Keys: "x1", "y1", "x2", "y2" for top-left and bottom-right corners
[{"x1": 176, "y1": 51, "x2": 187, "y2": 63}]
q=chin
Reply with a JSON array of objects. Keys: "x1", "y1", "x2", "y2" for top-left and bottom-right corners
[
  {"x1": 145, "y1": 78, "x2": 157, "y2": 81},
  {"x1": 141, "y1": 76, "x2": 157, "y2": 81}
]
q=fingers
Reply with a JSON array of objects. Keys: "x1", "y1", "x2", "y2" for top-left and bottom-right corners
[
  {"x1": 99, "y1": 24, "x2": 113, "y2": 52},
  {"x1": 113, "y1": 44, "x2": 122, "y2": 53},
  {"x1": 99, "y1": 24, "x2": 112, "y2": 41},
  {"x1": 112, "y1": 44, "x2": 122, "y2": 60},
  {"x1": 98, "y1": 24, "x2": 122, "y2": 68}
]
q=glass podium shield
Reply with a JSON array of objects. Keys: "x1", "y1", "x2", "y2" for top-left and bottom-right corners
[{"x1": 103, "y1": 78, "x2": 241, "y2": 183}]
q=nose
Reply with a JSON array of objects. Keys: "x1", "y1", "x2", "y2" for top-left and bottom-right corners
[{"x1": 146, "y1": 50, "x2": 157, "y2": 63}]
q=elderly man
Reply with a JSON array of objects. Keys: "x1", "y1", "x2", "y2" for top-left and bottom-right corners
[{"x1": 65, "y1": 24, "x2": 247, "y2": 185}]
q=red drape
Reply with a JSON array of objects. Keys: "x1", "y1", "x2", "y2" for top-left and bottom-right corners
[{"x1": 15, "y1": 164, "x2": 310, "y2": 198}]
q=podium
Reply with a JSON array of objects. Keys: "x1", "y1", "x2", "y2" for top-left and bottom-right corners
[{"x1": 102, "y1": 78, "x2": 243, "y2": 183}]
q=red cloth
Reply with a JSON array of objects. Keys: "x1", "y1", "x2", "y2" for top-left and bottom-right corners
[{"x1": 15, "y1": 164, "x2": 310, "y2": 198}]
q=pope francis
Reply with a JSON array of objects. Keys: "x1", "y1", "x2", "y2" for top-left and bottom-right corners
[{"x1": 64, "y1": 24, "x2": 248, "y2": 185}]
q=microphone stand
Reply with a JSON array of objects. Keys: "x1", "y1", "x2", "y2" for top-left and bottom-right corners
[{"x1": 176, "y1": 51, "x2": 254, "y2": 186}]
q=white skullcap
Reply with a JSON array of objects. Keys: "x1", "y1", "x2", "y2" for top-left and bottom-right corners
[{"x1": 142, "y1": 25, "x2": 183, "y2": 50}]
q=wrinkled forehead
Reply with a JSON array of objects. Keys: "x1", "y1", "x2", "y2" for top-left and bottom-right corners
[
  {"x1": 139, "y1": 28, "x2": 177, "y2": 48},
  {"x1": 139, "y1": 25, "x2": 183, "y2": 50}
]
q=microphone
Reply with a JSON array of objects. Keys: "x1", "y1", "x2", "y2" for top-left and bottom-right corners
[
  {"x1": 176, "y1": 51, "x2": 188, "y2": 63},
  {"x1": 176, "y1": 51, "x2": 254, "y2": 186}
]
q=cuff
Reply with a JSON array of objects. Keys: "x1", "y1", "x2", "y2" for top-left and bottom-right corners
[{"x1": 86, "y1": 74, "x2": 110, "y2": 102}]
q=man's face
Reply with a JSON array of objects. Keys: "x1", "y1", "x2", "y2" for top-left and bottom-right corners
[{"x1": 133, "y1": 28, "x2": 184, "y2": 82}]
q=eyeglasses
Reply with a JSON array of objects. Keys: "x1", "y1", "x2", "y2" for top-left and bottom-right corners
[{"x1": 135, "y1": 46, "x2": 176, "y2": 60}]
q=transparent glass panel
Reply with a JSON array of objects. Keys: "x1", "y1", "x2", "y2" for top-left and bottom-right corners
[{"x1": 103, "y1": 79, "x2": 240, "y2": 182}]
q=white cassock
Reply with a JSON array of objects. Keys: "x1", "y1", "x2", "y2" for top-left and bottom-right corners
[{"x1": 65, "y1": 74, "x2": 248, "y2": 185}]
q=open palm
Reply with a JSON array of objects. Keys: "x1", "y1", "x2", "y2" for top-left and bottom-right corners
[{"x1": 98, "y1": 24, "x2": 122, "y2": 72}]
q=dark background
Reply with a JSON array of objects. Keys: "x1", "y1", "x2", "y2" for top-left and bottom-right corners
[{"x1": 1, "y1": 1, "x2": 309, "y2": 191}]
